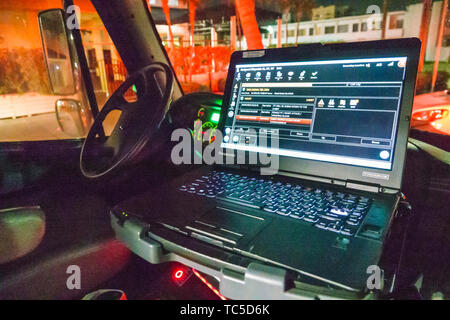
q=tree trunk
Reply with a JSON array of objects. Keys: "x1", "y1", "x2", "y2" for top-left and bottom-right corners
[
  {"x1": 295, "y1": 6, "x2": 302, "y2": 45},
  {"x1": 230, "y1": 15, "x2": 237, "y2": 50},
  {"x1": 162, "y1": 0, "x2": 175, "y2": 49},
  {"x1": 235, "y1": 0, "x2": 263, "y2": 50},
  {"x1": 236, "y1": 3, "x2": 243, "y2": 50},
  {"x1": 381, "y1": 0, "x2": 388, "y2": 39},
  {"x1": 419, "y1": 0, "x2": 433, "y2": 71},
  {"x1": 188, "y1": 0, "x2": 198, "y2": 46},
  {"x1": 432, "y1": 0, "x2": 448, "y2": 91},
  {"x1": 188, "y1": 0, "x2": 198, "y2": 82},
  {"x1": 284, "y1": 8, "x2": 289, "y2": 47},
  {"x1": 277, "y1": 18, "x2": 282, "y2": 48}
]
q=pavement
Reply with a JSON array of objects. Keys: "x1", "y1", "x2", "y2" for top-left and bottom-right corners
[
  {"x1": 0, "y1": 93, "x2": 119, "y2": 142},
  {"x1": 0, "y1": 112, "x2": 79, "y2": 141}
]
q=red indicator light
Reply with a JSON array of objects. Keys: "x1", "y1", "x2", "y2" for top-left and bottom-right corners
[
  {"x1": 174, "y1": 270, "x2": 184, "y2": 279},
  {"x1": 172, "y1": 267, "x2": 192, "y2": 287}
]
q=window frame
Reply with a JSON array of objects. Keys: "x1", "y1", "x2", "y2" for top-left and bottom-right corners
[
  {"x1": 337, "y1": 24, "x2": 349, "y2": 33},
  {"x1": 0, "y1": 0, "x2": 100, "y2": 154},
  {"x1": 361, "y1": 22, "x2": 368, "y2": 32},
  {"x1": 324, "y1": 25, "x2": 336, "y2": 34}
]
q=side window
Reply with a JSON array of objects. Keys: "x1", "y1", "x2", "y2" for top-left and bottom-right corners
[
  {"x1": 75, "y1": 2, "x2": 127, "y2": 106},
  {"x1": 0, "y1": 1, "x2": 126, "y2": 142},
  {"x1": 74, "y1": 0, "x2": 130, "y2": 135},
  {"x1": 0, "y1": 2, "x2": 93, "y2": 141}
]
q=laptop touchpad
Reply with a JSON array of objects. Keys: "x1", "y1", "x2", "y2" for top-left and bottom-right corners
[{"x1": 186, "y1": 207, "x2": 268, "y2": 247}]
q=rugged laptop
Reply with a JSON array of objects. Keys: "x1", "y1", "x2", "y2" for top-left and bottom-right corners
[{"x1": 112, "y1": 39, "x2": 421, "y2": 295}]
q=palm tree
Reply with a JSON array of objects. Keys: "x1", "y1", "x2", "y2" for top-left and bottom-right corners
[
  {"x1": 235, "y1": 0, "x2": 264, "y2": 50},
  {"x1": 381, "y1": 0, "x2": 388, "y2": 39},
  {"x1": 279, "y1": 0, "x2": 292, "y2": 46},
  {"x1": 187, "y1": 0, "x2": 202, "y2": 82},
  {"x1": 292, "y1": 0, "x2": 315, "y2": 45},
  {"x1": 162, "y1": 0, "x2": 175, "y2": 49},
  {"x1": 418, "y1": 0, "x2": 433, "y2": 71},
  {"x1": 277, "y1": 0, "x2": 315, "y2": 46},
  {"x1": 188, "y1": 0, "x2": 200, "y2": 46}
]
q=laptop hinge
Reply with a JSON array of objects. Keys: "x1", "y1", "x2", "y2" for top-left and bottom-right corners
[{"x1": 345, "y1": 180, "x2": 381, "y2": 194}]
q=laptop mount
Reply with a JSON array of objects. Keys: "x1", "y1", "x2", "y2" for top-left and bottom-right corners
[{"x1": 112, "y1": 211, "x2": 380, "y2": 300}]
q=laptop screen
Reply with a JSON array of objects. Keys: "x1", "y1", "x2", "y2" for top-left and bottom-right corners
[{"x1": 221, "y1": 57, "x2": 408, "y2": 171}]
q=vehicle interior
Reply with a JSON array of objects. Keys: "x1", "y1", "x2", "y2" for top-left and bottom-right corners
[{"x1": 0, "y1": 0, "x2": 449, "y2": 300}]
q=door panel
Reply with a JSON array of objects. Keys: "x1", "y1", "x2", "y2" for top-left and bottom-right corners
[{"x1": 0, "y1": 1, "x2": 133, "y2": 300}]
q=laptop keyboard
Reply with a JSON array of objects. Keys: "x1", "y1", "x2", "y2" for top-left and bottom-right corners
[{"x1": 178, "y1": 171, "x2": 373, "y2": 237}]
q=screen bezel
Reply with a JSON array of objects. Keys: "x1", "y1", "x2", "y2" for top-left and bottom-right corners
[{"x1": 217, "y1": 39, "x2": 421, "y2": 191}]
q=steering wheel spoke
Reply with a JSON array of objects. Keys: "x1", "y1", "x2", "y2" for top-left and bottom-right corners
[
  {"x1": 110, "y1": 95, "x2": 131, "y2": 112},
  {"x1": 138, "y1": 64, "x2": 167, "y2": 96},
  {"x1": 80, "y1": 62, "x2": 174, "y2": 179}
]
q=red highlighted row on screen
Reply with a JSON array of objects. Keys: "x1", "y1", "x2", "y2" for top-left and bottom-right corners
[{"x1": 236, "y1": 115, "x2": 312, "y2": 125}]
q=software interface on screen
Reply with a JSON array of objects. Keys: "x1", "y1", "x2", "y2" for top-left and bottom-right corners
[{"x1": 221, "y1": 57, "x2": 408, "y2": 170}]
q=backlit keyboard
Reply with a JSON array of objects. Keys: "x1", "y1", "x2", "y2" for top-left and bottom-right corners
[{"x1": 179, "y1": 171, "x2": 373, "y2": 236}]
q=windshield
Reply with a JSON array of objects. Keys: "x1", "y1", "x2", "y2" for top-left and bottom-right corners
[
  {"x1": 0, "y1": 0, "x2": 449, "y2": 143},
  {"x1": 148, "y1": 0, "x2": 450, "y2": 137}
]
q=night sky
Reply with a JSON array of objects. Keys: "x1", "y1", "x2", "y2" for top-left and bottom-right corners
[
  {"x1": 200, "y1": 0, "x2": 433, "y2": 19},
  {"x1": 314, "y1": 0, "x2": 424, "y2": 14},
  {"x1": 203, "y1": 0, "x2": 431, "y2": 14}
]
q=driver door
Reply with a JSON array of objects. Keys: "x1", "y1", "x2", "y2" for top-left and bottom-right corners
[{"x1": 0, "y1": 0, "x2": 129, "y2": 299}]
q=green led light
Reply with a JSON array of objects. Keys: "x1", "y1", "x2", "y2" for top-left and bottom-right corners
[
  {"x1": 211, "y1": 113, "x2": 220, "y2": 123},
  {"x1": 132, "y1": 85, "x2": 137, "y2": 93}
]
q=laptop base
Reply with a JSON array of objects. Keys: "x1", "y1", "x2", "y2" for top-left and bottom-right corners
[{"x1": 111, "y1": 206, "x2": 408, "y2": 299}]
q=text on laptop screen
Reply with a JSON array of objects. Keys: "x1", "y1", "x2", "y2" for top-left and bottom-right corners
[{"x1": 221, "y1": 57, "x2": 408, "y2": 170}]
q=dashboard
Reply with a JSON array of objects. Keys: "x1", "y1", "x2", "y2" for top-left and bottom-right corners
[{"x1": 168, "y1": 93, "x2": 223, "y2": 152}]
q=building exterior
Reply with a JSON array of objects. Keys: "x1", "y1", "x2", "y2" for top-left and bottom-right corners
[
  {"x1": 312, "y1": 5, "x2": 336, "y2": 21},
  {"x1": 404, "y1": 1, "x2": 450, "y2": 62},
  {"x1": 149, "y1": 0, "x2": 190, "y2": 46},
  {"x1": 262, "y1": 11, "x2": 404, "y2": 48},
  {"x1": 261, "y1": 1, "x2": 450, "y2": 62},
  {"x1": 2, "y1": 0, "x2": 450, "y2": 95},
  {"x1": 149, "y1": 0, "x2": 187, "y2": 7}
]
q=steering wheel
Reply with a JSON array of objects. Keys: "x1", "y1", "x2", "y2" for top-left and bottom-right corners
[{"x1": 80, "y1": 62, "x2": 174, "y2": 179}]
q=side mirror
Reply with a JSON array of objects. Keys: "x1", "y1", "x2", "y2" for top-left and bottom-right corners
[
  {"x1": 38, "y1": 9, "x2": 76, "y2": 95},
  {"x1": 56, "y1": 99, "x2": 93, "y2": 137}
]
